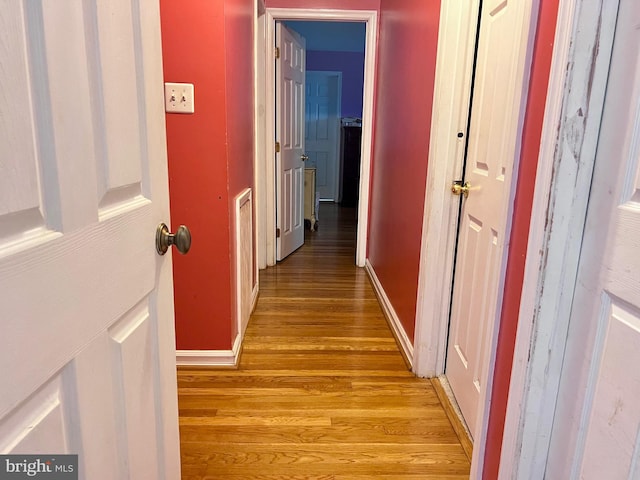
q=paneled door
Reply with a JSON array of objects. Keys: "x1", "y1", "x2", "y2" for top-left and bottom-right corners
[
  {"x1": 546, "y1": 1, "x2": 640, "y2": 477},
  {"x1": 305, "y1": 71, "x2": 341, "y2": 201},
  {"x1": 445, "y1": 0, "x2": 534, "y2": 438},
  {"x1": 0, "y1": 1, "x2": 181, "y2": 478},
  {"x1": 276, "y1": 22, "x2": 306, "y2": 261}
]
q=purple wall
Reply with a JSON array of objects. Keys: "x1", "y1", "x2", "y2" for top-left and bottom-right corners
[{"x1": 307, "y1": 50, "x2": 365, "y2": 118}]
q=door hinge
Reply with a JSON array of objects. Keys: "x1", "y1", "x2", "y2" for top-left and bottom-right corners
[
  {"x1": 275, "y1": 141, "x2": 281, "y2": 153},
  {"x1": 276, "y1": 228, "x2": 281, "y2": 238},
  {"x1": 275, "y1": 47, "x2": 280, "y2": 59}
]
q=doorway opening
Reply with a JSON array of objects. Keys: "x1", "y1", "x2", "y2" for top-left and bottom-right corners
[
  {"x1": 254, "y1": 8, "x2": 378, "y2": 269},
  {"x1": 284, "y1": 20, "x2": 365, "y2": 210},
  {"x1": 271, "y1": 20, "x2": 366, "y2": 260}
]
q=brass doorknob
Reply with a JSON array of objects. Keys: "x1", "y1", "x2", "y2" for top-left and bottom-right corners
[
  {"x1": 156, "y1": 223, "x2": 192, "y2": 255},
  {"x1": 301, "y1": 154, "x2": 309, "y2": 162},
  {"x1": 451, "y1": 181, "x2": 471, "y2": 198}
]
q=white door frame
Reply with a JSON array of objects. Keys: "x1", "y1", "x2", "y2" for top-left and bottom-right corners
[
  {"x1": 413, "y1": 0, "x2": 539, "y2": 477},
  {"x1": 257, "y1": 8, "x2": 377, "y2": 267},
  {"x1": 413, "y1": 1, "x2": 481, "y2": 377},
  {"x1": 498, "y1": 0, "x2": 620, "y2": 478}
]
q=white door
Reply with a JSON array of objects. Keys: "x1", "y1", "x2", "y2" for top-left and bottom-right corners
[
  {"x1": 276, "y1": 23, "x2": 306, "y2": 261},
  {"x1": 546, "y1": 1, "x2": 640, "y2": 477},
  {"x1": 0, "y1": 2, "x2": 181, "y2": 479},
  {"x1": 445, "y1": 0, "x2": 533, "y2": 438},
  {"x1": 305, "y1": 72, "x2": 341, "y2": 201}
]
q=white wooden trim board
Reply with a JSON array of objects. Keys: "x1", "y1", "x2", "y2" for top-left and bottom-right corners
[{"x1": 176, "y1": 334, "x2": 243, "y2": 367}]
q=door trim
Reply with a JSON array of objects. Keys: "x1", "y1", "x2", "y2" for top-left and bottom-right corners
[
  {"x1": 499, "y1": 1, "x2": 620, "y2": 477},
  {"x1": 413, "y1": 0, "x2": 481, "y2": 378},
  {"x1": 413, "y1": 1, "x2": 538, "y2": 477},
  {"x1": 257, "y1": 8, "x2": 377, "y2": 267}
]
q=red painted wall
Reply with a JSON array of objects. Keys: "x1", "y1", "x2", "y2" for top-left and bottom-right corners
[
  {"x1": 265, "y1": 0, "x2": 380, "y2": 10},
  {"x1": 367, "y1": 0, "x2": 441, "y2": 341},
  {"x1": 225, "y1": 0, "x2": 256, "y2": 341},
  {"x1": 160, "y1": 0, "x2": 254, "y2": 351},
  {"x1": 226, "y1": 0, "x2": 256, "y2": 197},
  {"x1": 483, "y1": 0, "x2": 560, "y2": 477}
]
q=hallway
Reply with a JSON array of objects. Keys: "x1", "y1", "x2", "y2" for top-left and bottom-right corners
[{"x1": 177, "y1": 204, "x2": 471, "y2": 478}]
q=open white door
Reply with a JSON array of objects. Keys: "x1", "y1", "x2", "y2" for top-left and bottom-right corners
[
  {"x1": 445, "y1": 0, "x2": 533, "y2": 438},
  {"x1": 546, "y1": 1, "x2": 640, "y2": 477},
  {"x1": 0, "y1": 2, "x2": 181, "y2": 478},
  {"x1": 305, "y1": 72, "x2": 341, "y2": 202},
  {"x1": 276, "y1": 22, "x2": 306, "y2": 261}
]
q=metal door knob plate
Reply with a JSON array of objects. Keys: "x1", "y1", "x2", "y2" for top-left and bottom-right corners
[
  {"x1": 301, "y1": 154, "x2": 309, "y2": 162},
  {"x1": 156, "y1": 223, "x2": 192, "y2": 255}
]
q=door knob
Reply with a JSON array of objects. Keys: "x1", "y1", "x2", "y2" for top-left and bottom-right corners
[
  {"x1": 301, "y1": 154, "x2": 309, "y2": 162},
  {"x1": 451, "y1": 181, "x2": 471, "y2": 198},
  {"x1": 156, "y1": 223, "x2": 192, "y2": 255}
]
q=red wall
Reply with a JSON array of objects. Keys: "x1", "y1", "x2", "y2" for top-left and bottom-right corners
[
  {"x1": 367, "y1": 0, "x2": 441, "y2": 341},
  {"x1": 225, "y1": 0, "x2": 256, "y2": 341},
  {"x1": 160, "y1": 0, "x2": 254, "y2": 351},
  {"x1": 483, "y1": 0, "x2": 560, "y2": 477},
  {"x1": 265, "y1": 0, "x2": 380, "y2": 9},
  {"x1": 226, "y1": 0, "x2": 256, "y2": 197}
]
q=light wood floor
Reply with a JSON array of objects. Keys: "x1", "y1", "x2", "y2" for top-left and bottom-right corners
[{"x1": 177, "y1": 204, "x2": 471, "y2": 479}]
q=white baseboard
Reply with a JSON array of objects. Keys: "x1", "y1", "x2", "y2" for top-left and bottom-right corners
[
  {"x1": 364, "y1": 259, "x2": 414, "y2": 367},
  {"x1": 176, "y1": 333, "x2": 242, "y2": 367}
]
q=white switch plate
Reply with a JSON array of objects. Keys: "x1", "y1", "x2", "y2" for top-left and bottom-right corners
[{"x1": 164, "y1": 82, "x2": 195, "y2": 114}]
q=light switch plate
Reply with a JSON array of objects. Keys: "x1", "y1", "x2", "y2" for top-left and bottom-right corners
[{"x1": 164, "y1": 82, "x2": 195, "y2": 114}]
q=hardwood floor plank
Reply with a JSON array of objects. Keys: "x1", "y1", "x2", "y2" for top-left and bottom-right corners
[
  {"x1": 179, "y1": 377, "x2": 439, "y2": 394},
  {"x1": 187, "y1": 444, "x2": 470, "y2": 475},
  {"x1": 210, "y1": 407, "x2": 460, "y2": 419},
  {"x1": 178, "y1": 205, "x2": 470, "y2": 478},
  {"x1": 179, "y1": 421, "x2": 460, "y2": 443},
  {"x1": 243, "y1": 326, "x2": 394, "y2": 338},
  {"x1": 180, "y1": 416, "x2": 333, "y2": 427},
  {"x1": 242, "y1": 336, "x2": 399, "y2": 352},
  {"x1": 238, "y1": 352, "x2": 409, "y2": 371}
]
